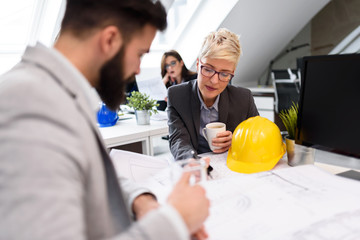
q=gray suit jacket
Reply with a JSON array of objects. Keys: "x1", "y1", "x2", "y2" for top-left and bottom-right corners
[
  {"x1": 167, "y1": 80, "x2": 259, "y2": 160},
  {"x1": 0, "y1": 44, "x2": 186, "y2": 240}
]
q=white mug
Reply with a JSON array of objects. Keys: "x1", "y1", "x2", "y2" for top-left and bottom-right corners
[{"x1": 202, "y1": 122, "x2": 226, "y2": 151}]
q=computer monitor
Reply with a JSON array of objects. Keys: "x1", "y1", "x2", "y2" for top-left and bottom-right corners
[{"x1": 296, "y1": 54, "x2": 360, "y2": 159}]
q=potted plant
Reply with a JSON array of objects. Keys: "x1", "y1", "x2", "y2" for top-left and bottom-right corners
[
  {"x1": 279, "y1": 102, "x2": 298, "y2": 165},
  {"x1": 126, "y1": 91, "x2": 159, "y2": 125},
  {"x1": 278, "y1": 102, "x2": 298, "y2": 141},
  {"x1": 279, "y1": 102, "x2": 314, "y2": 166}
]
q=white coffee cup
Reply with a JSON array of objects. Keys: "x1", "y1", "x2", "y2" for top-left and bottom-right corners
[{"x1": 202, "y1": 122, "x2": 226, "y2": 151}]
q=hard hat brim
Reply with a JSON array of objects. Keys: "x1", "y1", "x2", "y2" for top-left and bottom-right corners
[
  {"x1": 226, "y1": 142, "x2": 286, "y2": 174},
  {"x1": 98, "y1": 115, "x2": 119, "y2": 127}
]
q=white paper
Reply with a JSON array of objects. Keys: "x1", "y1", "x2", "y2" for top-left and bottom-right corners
[
  {"x1": 203, "y1": 165, "x2": 360, "y2": 240},
  {"x1": 150, "y1": 110, "x2": 168, "y2": 121},
  {"x1": 136, "y1": 77, "x2": 167, "y2": 101},
  {"x1": 110, "y1": 150, "x2": 360, "y2": 239},
  {"x1": 199, "y1": 151, "x2": 289, "y2": 179},
  {"x1": 109, "y1": 149, "x2": 172, "y2": 203},
  {"x1": 109, "y1": 149, "x2": 169, "y2": 181},
  {"x1": 199, "y1": 152, "x2": 242, "y2": 179}
]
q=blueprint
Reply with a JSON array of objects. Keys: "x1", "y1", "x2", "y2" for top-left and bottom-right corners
[
  {"x1": 110, "y1": 150, "x2": 360, "y2": 239},
  {"x1": 203, "y1": 165, "x2": 360, "y2": 240}
]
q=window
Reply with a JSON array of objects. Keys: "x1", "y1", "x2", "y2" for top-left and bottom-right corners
[{"x1": 0, "y1": 0, "x2": 64, "y2": 74}]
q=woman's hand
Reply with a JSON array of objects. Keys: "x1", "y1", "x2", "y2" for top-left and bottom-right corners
[
  {"x1": 212, "y1": 130, "x2": 232, "y2": 153},
  {"x1": 162, "y1": 72, "x2": 173, "y2": 85}
]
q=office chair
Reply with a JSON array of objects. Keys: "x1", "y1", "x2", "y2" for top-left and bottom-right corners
[{"x1": 272, "y1": 68, "x2": 300, "y2": 114}]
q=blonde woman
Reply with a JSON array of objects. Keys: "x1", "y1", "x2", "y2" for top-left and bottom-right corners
[{"x1": 167, "y1": 28, "x2": 259, "y2": 160}]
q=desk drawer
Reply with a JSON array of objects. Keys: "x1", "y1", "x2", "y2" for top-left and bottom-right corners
[
  {"x1": 253, "y1": 96, "x2": 274, "y2": 110},
  {"x1": 259, "y1": 110, "x2": 274, "y2": 122}
]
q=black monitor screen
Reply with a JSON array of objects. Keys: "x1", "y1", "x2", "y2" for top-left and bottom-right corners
[{"x1": 296, "y1": 54, "x2": 360, "y2": 158}]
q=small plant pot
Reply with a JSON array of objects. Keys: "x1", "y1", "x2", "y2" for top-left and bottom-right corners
[
  {"x1": 285, "y1": 137, "x2": 315, "y2": 166},
  {"x1": 135, "y1": 110, "x2": 150, "y2": 125}
]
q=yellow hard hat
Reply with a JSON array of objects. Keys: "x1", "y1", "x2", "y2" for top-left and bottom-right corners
[{"x1": 227, "y1": 116, "x2": 285, "y2": 174}]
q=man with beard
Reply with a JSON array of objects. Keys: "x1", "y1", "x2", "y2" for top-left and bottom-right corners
[{"x1": 0, "y1": 1, "x2": 209, "y2": 240}]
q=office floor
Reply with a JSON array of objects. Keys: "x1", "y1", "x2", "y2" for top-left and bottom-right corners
[{"x1": 153, "y1": 136, "x2": 174, "y2": 163}]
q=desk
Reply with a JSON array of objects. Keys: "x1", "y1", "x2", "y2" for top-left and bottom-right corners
[
  {"x1": 99, "y1": 115, "x2": 168, "y2": 156},
  {"x1": 200, "y1": 151, "x2": 360, "y2": 180},
  {"x1": 110, "y1": 149, "x2": 360, "y2": 239}
]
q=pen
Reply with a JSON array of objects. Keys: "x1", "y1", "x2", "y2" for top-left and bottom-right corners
[{"x1": 191, "y1": 150, "x2": 213, "y2": 177}]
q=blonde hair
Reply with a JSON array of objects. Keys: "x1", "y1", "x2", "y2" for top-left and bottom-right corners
[{"x1": 198, "y1": 28, "x2": 241, "y2": 66}]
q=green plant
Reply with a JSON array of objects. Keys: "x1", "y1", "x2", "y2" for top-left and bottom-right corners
[
  {"x1": 126, "y1": 91, "x2": 159, "y2": 115},
  {"x1": 279, "y1": 102, "x2": 298, "y2": 140}
]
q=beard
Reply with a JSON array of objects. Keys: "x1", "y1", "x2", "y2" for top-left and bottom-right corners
[{"x1": 96, "y1": 46, "x2": 136, "y2": 111}]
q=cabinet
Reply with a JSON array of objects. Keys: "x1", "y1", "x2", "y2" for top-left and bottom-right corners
[{"x1": 248, "y1": 87, "x2": 275, "y2": 122}]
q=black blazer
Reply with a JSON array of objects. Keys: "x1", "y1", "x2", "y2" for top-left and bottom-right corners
[{"x1": 167, "y1": 80, "x2": 259, "y2": 160}]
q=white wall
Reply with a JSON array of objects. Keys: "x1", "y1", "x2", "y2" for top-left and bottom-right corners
[
  {"x1": 219, "y1": 0, "x2": 329, "y2": 87},
  {"x1": 138, "y1": 0, "x2": 330, "y2": 86},
  {"x1": 138, "y1": 0, "x2": 238, "y2": 82}
]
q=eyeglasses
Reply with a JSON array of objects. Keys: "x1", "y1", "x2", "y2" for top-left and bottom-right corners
[
  {"x1": 199, "y1": 64, "x2": 234, "y2": 82},
  {"x1": 165, "y1": 60, "x2": 177, "y2": 69}
]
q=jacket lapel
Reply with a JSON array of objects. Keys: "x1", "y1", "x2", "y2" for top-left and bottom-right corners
[
  {"x1": 218, "y1": 87, "x2": 229, "y2": 124},
  {"x1": 96, "y1": 137, "x2": 132, "y2": 230},
  {"x1": 191, "y1": 81, "x2": 201, "y2": 147}
]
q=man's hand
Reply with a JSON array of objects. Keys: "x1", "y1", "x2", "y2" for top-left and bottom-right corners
[
  {"x1": 167, "y1": 172, "x2": 210, "y2": 235},
  {"x1": 212, "y1": 130, "x2": 232, "y2": 153},
  {"x1": 132, "y1": 193, "x2": 159, "y2": 220},
  {"x1": 191, "y1": 225, "x2": 209, "y2": 240},
  {"x1": 201, "y1": 157, "x2": 210, "y2": 168}
]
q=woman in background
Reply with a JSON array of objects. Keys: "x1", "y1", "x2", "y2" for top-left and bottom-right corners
[
  {"x1": 161, "y1": 50, "x2": 197, "y2": 88},
  {"x1": 158, "y1": 50, "x2": 198, "y2": 111}
]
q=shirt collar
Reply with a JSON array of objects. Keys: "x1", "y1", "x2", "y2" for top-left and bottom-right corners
[{"x1": 196, "y1": 85, "x2": 219, "y2": 111}]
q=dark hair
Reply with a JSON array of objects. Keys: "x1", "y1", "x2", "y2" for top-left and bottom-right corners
[
  {"x1": 160, "y1": 50, "x2": 196, "y2": 79},
  {"x1": 61, "y1": 0, "x2": 167, "y2": 42}
]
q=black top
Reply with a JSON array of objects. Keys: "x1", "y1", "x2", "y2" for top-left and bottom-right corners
[
  {"x1": 165, "y1": 73, "x2": 197, "y2": 89},
  {"x1": 158, "y1": 73, "x2": 198, "y2": 111}
]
